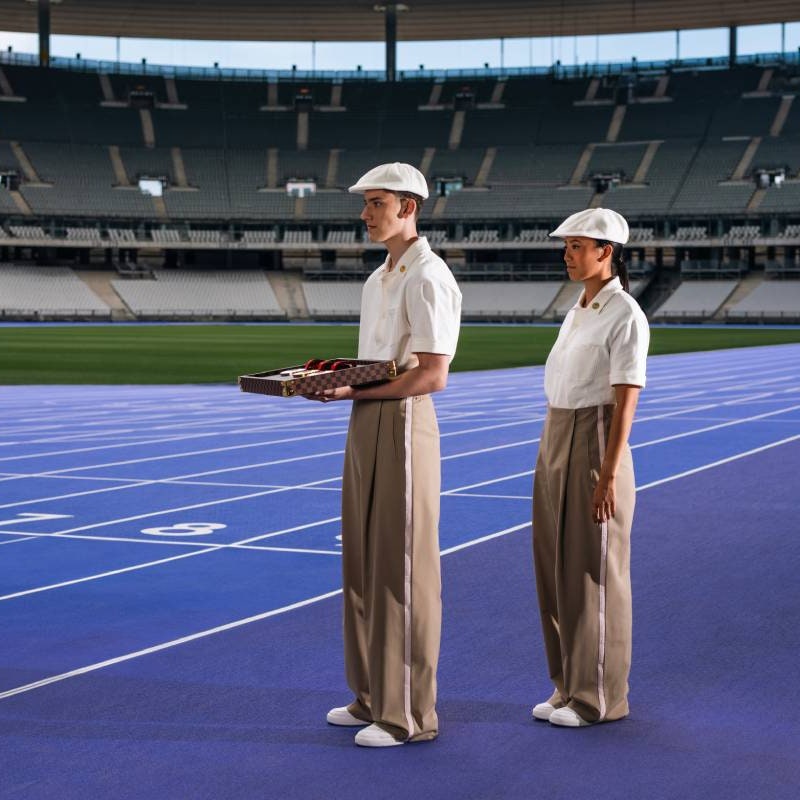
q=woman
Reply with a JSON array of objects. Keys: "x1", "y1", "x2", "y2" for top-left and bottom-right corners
[{"x1": 531, "y1": 208, "x2": 649, "y2": 727}]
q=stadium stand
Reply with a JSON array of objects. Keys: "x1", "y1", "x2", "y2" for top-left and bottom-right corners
[
  {"x1": 66, "y1": 226, "x2": 102, "y2": 242},
  {"x1": 325, "y1": 230, "x2": 358, "y2": 244},
  {"x1": 725, "y1": 281, "x2": 800, "y2": 321},
  {"x1": 652, "y1": 280, "x2": 738, "y2": 320},
  {"x1": 723, "y1": 224, "x2": 761, "y2": 243},
  {"x1": 516, "y1": 229, "x2": 549, "y2": 243},
  {"x1": 0, "y1": 264, "x2": 111, "y2": 318},
  {"x1": 301, "y1": 281, "x2": 362, "y2": 318},
  {"x1": 420, "y1": 229, "x2": 449, "y2": 245},
  {"x1": 673, "y1": 226, "x2": 708, "y2": 241},
  {"x1": 628, "y1": 227, "x2": 654, "y2": 243},
  {"x1": 8, "y1": 224, "x2": 49, "y2": 238},
  {"x1": 465, "y1": 229, "x2": 500, "y2": 243},
  {"x1": 107, "y1": 228, "x2": 139, "y2": 244},
  {"x1": 241, "y1": 229, "x2": 278, "y2": 244},
  {"x1": 1, "y1": 55, "x2": 799, "y2": 324},
  {"x1": 110, "y1": 270, "x2": 285, "y2": 319},
  {"x1": 460, "y1": 282, "x2": 564, "y2": 320},
  {"x1": 283, "y1": 229, "x2": 314, "y2": 244},
  {"x1": 150, "y1": 228, "x2": 183, "y2": 243},
  {"x1": 188, "y1": 229, "x2": 228, "y2": 244}
]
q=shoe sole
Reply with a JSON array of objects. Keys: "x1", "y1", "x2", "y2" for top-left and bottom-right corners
[{"x1": 355, "y1": 737, "x2": 405, "y2": 747}]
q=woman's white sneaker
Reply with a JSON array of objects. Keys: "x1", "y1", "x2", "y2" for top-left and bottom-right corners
[
  {"x1": 549, "y1": 707, "x2": 592, "y2": 727},
  {"x1": 531, "y1": 702, "x2": 557, "y2": 721},
  {"x1": 354, "y1": 724, "x2": 405, "y2": 747},
  {"x1": 326, "y1": 706, "x2": 370, "y2": 726}
]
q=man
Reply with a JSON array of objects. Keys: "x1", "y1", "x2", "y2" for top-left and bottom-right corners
[{"x1": 308, "y1": 162, "x2": 461, "y2": 747}]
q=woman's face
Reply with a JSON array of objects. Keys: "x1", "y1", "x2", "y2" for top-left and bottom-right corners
[{"x1": 562, "y1": 236, "x2": 612, "y2": 282}]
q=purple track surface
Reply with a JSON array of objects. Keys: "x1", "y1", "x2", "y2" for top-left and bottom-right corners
[{"x1": 1, "y1": 344, "x2": 799, "y2": 799}]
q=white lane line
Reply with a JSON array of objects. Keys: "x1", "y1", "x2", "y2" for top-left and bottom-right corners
[
  {"x1": 0, "y1": 540, "x2": 343, "y2": 602},
  {"x1": 440, "y1": 522, "x2": 531, "y2": 555},
  {"x1": 46, "y1": 477, "x2": 341, "y2": 537},
  {"x1": 161, "y1": 479, "x2": 342, "y2": 491},
  {"x1": 0, "y1": 536, "x2": 38, "y2": 546},
  {"x1": 244, "y1": 546, "x2": 341, "y2": 556},
  {"x1": 443, "y1": 469, "x2": 534, "y2": 494},
  {"x1": 445, "y1": 492, "x2": 532, "y2": 500},
  {"x1": 0, "y1": 458, "x2": 346, "y2": 512},
  {"x1": 0, "y1": 518, "x2": 537, "y2": 701},
  {"x1": 0, "y1": 515, "x2": 343, "y2": 555},
  {"x1": 2, "y1": 396, "x2": 799, "y2": 521},
  {"x1": 635, "y1": 433, "x2": 800, "y2": 490},
  {"x1": 0, "y1": 428, "x2": 346, "y2": 467},
  {"x1": 0, "y1": 548, "x2": 221, "y2": 600},
  {"x1": 8, "y1": 425, "x2": 799, "y2": 603},
  {"x1": 0, "y1": 588, "x2": 346, "y2": 701}
]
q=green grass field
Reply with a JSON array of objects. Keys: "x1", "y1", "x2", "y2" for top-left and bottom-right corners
[{"x1": 1, "y1": 324, "x2": 799, "y2": 384}]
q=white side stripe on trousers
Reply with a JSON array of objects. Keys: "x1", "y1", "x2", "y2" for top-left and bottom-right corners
[
  {"x1": 402, "y1": 397, "x2": 415, "y2": 738},
  {"x1": 596, "y1": 405, "x2": 608, "y2": 722}
]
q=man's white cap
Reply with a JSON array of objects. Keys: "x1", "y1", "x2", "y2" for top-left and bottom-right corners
[
  {"x1": 549, "y1": 208, "x2": 629, "y2": 245},
  {"x1": 348, "y1": 162, "x2": 429, "y2": 199}
]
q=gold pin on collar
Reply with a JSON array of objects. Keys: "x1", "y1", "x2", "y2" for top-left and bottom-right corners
[
  {"x1": 591, "y1": 302, "x2": 600, "y2": 309},
  {"x1": 399, "y1": 265, "x2": 406, "y2": 273}
]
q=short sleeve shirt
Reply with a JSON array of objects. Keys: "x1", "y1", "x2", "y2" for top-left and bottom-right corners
[
  {"x1": 358, "y1": 237, "x2": 462, "y2": 369},
  {"x1": 544, "y1": 277, "x2": 649, "y2": 409}
]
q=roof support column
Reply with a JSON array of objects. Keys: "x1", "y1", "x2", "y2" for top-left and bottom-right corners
[
  {"x1": 729, "y1": 25, "x2": 738, "y2": 66},
  {"x1": 38, "y1": 0, "x2": 51, "y2": 67},
  {"x1": 385, "y1": 5, "x2": 397, "y2": 81},
  {"x1": 376, "y1": 4, "x2": 407, "y2": 82}
]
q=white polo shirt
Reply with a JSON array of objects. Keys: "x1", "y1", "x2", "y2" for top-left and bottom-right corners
[
  {"x1": 544, "y1": 277, "x2": 649, "y2": 409},
  {"x1": 358, "y1": 237, "x2": 462, "y2": 369}
]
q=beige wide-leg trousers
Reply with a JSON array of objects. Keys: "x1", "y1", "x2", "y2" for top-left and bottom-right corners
[
  {"x1": 533, "y1": 404, "x2": 635, "y2": 723},
  {"x1": 341, "y1": 395, "x2": 441, "y2": 741}
]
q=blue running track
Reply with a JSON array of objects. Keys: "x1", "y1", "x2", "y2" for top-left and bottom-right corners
[{"x1": 1, "y1": 344, "x2": 799, "y2": 799}]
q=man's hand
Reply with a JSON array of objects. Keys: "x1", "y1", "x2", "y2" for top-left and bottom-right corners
[{"x1": 302, "y1": 385, "x2": 356, "y2": 403}]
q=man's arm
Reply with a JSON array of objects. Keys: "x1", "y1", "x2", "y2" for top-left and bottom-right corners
[{"x1": 304, "y1": 352, "x2": 450, "y2": 402}]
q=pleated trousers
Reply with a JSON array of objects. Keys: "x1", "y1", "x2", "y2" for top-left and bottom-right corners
[
  {"x1": 341, "y1": 395, "x2": 441, "y2": 741},
  {"x1": 532, "y1": 404, "x2": 635, "y2": 723}
]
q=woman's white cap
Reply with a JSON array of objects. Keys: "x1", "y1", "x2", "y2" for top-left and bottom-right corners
[
  {"x1": 348, "y1": 162, "x2": 429, "y2": 199},
  {"x1": 549, "y1": 208, "x2": 629, "y2": 245}
]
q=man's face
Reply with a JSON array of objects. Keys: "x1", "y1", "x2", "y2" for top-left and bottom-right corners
[{"x1": 360, "y1": 190, "x2": 409, "y2": 242}]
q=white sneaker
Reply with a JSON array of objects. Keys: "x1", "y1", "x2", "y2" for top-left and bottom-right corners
[
  {"x1": 531, "y1": 702, "x2": 557, "y2": 721},
  {"x1": 354, "y1": 723, "x2": 405, "y2": 747},
  {"x1": 326, "y1": 706, "x2": 370, "y2": 726},
  {"x1": 549, "y1": 707, "x2": 592, "y2": 727}
]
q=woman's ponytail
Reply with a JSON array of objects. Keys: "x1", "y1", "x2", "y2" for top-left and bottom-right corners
[
  {"x1": 596, "y1": 240, "x2": 629, "y2": 293},
  {"x1": 612, "y1": 243, "x2": 629, "y2": 293}
]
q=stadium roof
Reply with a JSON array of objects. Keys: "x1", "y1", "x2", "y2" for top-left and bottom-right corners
[{"x1": 0, "y1": 0, "x2": 798, "y2": 42}]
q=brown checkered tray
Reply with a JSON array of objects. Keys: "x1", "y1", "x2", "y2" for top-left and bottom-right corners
[{"x1": 238, "y1": 358, "x2": 398, "y2": 398}]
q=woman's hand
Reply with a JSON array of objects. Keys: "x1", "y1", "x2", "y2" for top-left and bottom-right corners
[{"x1": 592, "y1": 473, "x2": 616, "y2": 524}]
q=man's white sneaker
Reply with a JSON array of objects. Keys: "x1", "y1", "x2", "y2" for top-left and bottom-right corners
[
  {"x1": 354, "y1": 723, "x2": 405, "y2": 747},
  {"x1": 326, "y1": 706, "x2": 370, "y2": 726},
  {"x1": 549, "y1": 707, "x2": 592, "y2": 727},
  {"x1": 531, "y1": 702, "x2": 557, "y2": 721}
]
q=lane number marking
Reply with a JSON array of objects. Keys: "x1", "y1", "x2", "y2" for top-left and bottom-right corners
[{"x1": 140, "y1": 522, "x2": 227, "y2": 537}]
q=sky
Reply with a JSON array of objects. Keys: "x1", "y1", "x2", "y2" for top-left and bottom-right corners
[{"x1": 1, "y1": 22, "x2": 799, "y2": 72}]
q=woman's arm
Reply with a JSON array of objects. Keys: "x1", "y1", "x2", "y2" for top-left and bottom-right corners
[{"x1": 592, "y1": 384, "x2": 641, "y2": 524}]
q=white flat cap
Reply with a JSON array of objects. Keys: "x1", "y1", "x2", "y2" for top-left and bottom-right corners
[
  {"x1": 549, "y1": 208, "x2": 629, "y2": 245},
  {"x1": 348, "y1": 162, "x2": 429, "y2": 199}
]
